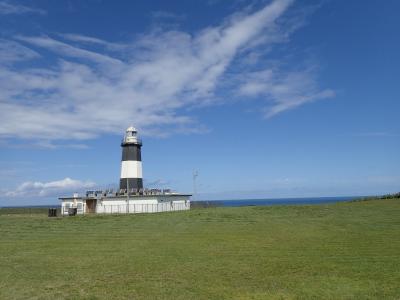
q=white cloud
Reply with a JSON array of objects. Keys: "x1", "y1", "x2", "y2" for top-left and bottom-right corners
[
  {"x1": 0, "y1": 0, "x2": 332, "y2": 143},
  {"x1": 145, "y1": 178, "x2": 172, "y2": 188},
  {"x1": 0, "y1": 39, "x2": 40, "y2": 64},
  {"x1": 16, "y1": 36, "x2": 123, "y2": 65},
  {"x1": 150, "y1": 10, "x2": 186, "y2": 22},
  {"x1": 60, "y1": 33, "x2": 128, "y2": 52},
  {"x1": 5, "y1": 177, "x2": 96, "y2": 197},
  {"x1": 0, "y1": 1, "x2": 45, "y2": 15},
  {"x1": 238, "y1": 68, "x2": 335, "y2": 117}
]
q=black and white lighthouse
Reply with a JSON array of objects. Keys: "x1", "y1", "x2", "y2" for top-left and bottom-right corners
[
  {"x1": 120, "y1": 126, "x2": 143, "y2": 191},
  {"x1": 60, "y1": 125, "x2": 192, "y2": 215}
]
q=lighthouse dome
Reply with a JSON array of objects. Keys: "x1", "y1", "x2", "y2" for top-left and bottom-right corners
[{"x1": 126, "y1": 126, "x2": 137, "y2": 133}]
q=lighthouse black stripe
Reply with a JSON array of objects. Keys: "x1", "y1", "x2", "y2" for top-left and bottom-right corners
[
  {"x1": 120, "y1": 178, "x2": 143, "y2": 190},
  {"x1": 121, "y1": 145, "x2": 141, "y2": 161}
]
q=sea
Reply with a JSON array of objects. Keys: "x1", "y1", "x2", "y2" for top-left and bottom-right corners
[
  {"x1": 193, "y1": 196, "x2": 365, "y2": 207},
  {"x1": 1, "y1": 196, "x2": 366, "y2": 209}
]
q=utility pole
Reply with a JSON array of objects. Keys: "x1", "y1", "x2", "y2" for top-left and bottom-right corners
[{"x1": 192, "y1": 170, "x2": 198, "y2": 201}]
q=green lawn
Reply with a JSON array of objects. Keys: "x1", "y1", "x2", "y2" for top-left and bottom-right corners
[{"x1": 1, "y1": 199, "x2": 399, "y2": 299}]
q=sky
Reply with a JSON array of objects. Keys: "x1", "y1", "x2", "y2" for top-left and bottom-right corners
[{"x1": 0, "y1": 0, "x2": 399, "y2": 206}]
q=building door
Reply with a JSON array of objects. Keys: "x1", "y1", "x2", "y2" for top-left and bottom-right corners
[{"x1": 86, "y1": 199, "x2": 97, "y2": 213}]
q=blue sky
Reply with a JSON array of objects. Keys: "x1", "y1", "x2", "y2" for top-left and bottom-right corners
[{"x1": 0, "y1": 0, "x2": 399, "y2": 205}]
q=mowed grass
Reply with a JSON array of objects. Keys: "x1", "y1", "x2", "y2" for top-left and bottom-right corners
[{"x1": 1, "y1": 199, "x2": 399, "y2": 299}]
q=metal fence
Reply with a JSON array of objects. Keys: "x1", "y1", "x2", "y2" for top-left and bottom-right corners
[
  {"x1": 0, "y1": 207, "x2": 61, "y2": 215},
  {"x1": 60, "y1": 202, "x2": 190, "y2": 215},
  {"x1": 96, "y1": 202, "x2": 190, "y2": 214}
]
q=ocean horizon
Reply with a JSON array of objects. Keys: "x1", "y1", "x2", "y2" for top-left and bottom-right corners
[
  {"x1": 1, "y1": 196, "x2": 367, "y2": 208},
  {"x1": 196, "y1": 196, "x2": 365, "y2": 207}
]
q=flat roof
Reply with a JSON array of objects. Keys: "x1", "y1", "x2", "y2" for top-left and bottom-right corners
[{"x1": 59, "y1": 194, "x2": 192, "y2": 200}]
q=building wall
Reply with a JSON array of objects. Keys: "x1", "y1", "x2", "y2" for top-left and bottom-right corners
[
  {"x1": 61, "y1": 198, "x2": 85, "y2": 215},
  {"x1": 60, "y1": 195, "x2": 190, "y2": 215},
  {"x1": 97, "y1": 196, "x2": 190, "y2": 214}
]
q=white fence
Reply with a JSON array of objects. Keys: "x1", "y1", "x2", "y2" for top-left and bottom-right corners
[{"x1": 96, "y1": 201, "x2": 190, "y2": 214}]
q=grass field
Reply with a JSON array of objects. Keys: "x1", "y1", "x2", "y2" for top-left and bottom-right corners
[{"x1": 1, "y1": 199, "x2": 399, "y2": 299}]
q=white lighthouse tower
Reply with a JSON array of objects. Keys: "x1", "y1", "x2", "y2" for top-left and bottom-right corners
[{"x1": 120, "y1": 126, "x2": 143, "y2": 192}]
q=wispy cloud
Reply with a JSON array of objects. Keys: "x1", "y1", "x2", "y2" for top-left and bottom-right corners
[
  {"x1": 150, "y1": 10, "x2": 186, "y2": 22},
  {"x1": 0, "y1": 1, "x2": 45, "y2": 15},
  {"x1": 4, "y1": 177, "x2": 96, "y2": 197},
  {"x1": 0, "y1": 0, "x2": 332, "y2": 143},
  {"x1": 238, "y1": 68, "x2": 335, "y2": 117},
  {"x1": 353, "y1": 132, "x2": 400, "y2": 137},
  {"x1": 0, "y1": 39, "x2": 40, "y2": 64},
  {"x1": 60, "y1": 33, "x2": 128, "y2": 52},
  {"x1": 0, "y1": 139, "x2": 90, "y2": 149},
  {"x1": 16, "y1": 36, "x2": 123, "y2": 65},
  {"x1": 144, "y1": 178, "x2": 172, "y2": 188}
]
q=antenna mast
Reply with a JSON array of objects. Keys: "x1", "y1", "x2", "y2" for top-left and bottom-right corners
[{"x1": 192, "y1": 170, "x2": 198, "y2": 201}]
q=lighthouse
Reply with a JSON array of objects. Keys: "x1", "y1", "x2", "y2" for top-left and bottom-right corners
[
  {"x1": 120, "y1": 126, "x2": 143, "y2": 192},
  {"x1": 59, "y1": 126, "x2": 191, "y2": 215}
]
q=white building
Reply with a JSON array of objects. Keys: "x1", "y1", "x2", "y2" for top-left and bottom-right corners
[
  {"x1": 60, "y1": 191, "x2": 191, "y2": 215},
  {"x1": 59, "y1": 127, "x2": 191, "y2": 215}
]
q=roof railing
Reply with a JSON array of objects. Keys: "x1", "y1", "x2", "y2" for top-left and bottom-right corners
[{"x1": 121, "y1": 137, "x2": 142, "y2": 145}]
